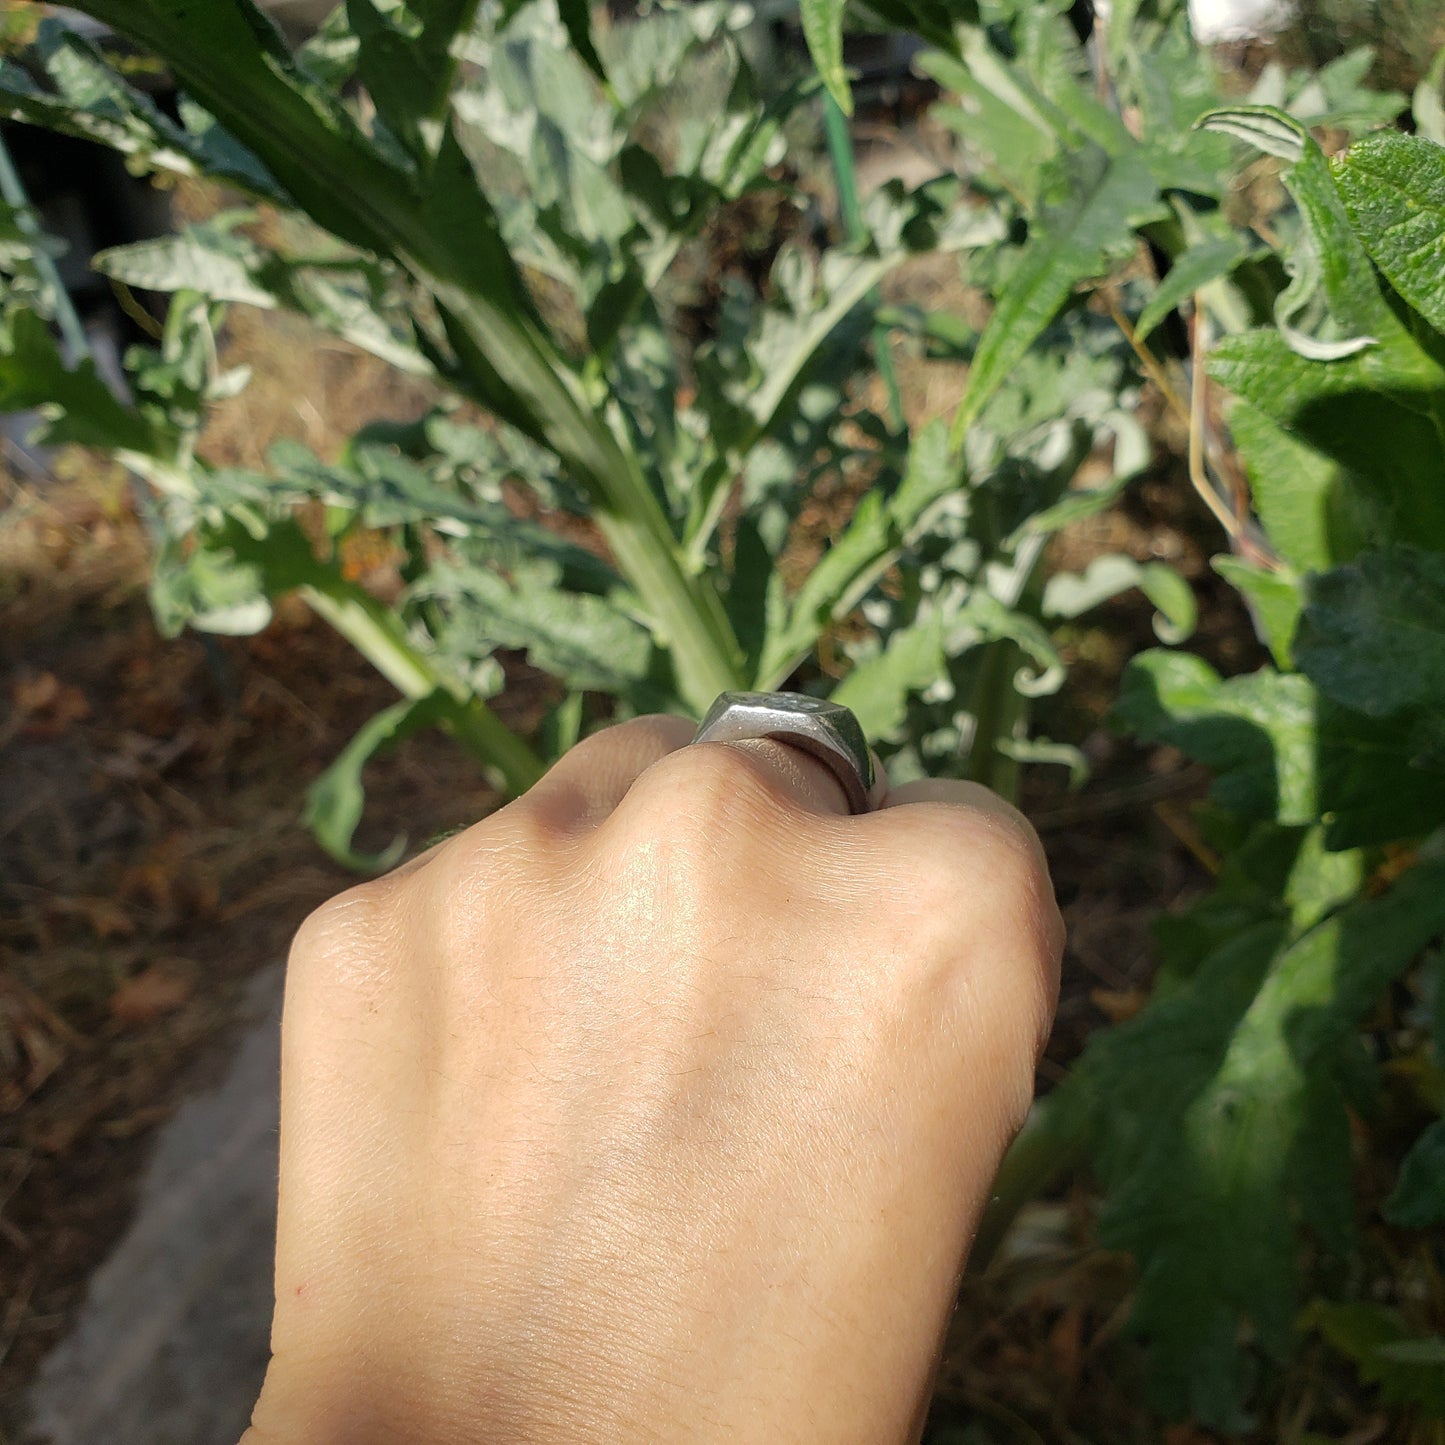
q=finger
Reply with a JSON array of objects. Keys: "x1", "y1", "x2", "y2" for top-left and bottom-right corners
[
  {"x1": 521, "y1": 713, "x2": 697, "y2": 828},
  {"x1": 873, "y1": 776, "x2": 1065, "y2": 975},
  {"x1": 704, "y1": 737, "x2": 858, "y2": 817},
  {"x1": 880, "y1": 777, "x2": 1049, "y2": 872}
]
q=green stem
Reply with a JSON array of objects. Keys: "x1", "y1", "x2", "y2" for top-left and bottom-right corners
[
  {"x1": 965, "y1": 638, "x2": 1025, "y2": 801},
  {"x1": 300, "y1": 580, "x2": 544, "y2": 796},
  {"x1": 426, "y1": 282, "x2": 746, "y2": 716},
  {"x1": 0, "y1": 129, "x2": 90, "y2": 363},
  {"x1": 966, "y1": 1092, "x2": 1087, "y2": 1275},
  {"x1": 822, "y1": 92, "x2": 905, "y2": 433},
  {"x1": 962, "y1": 534, "x2": 1049, "y2": 802}
]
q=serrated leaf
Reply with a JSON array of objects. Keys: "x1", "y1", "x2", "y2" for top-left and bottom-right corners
[
  {"x1": 920, "y1": 44, "x2": 1058, "y2": 204},
  {"x1": 1209, "y1": 330, "x2": 1445, "y2": 555},
  {"x1": 756, "y1": 419, "x2": 965, "y2": 685},
  {"x1": 97, "y1": 213, "x2": 275, "y2": 308},
  {"x1": 951, "y1": 146, "x2": 1163, "y2": 440},
  {"x1": 1224, "y1": 399, "x2": 1364, "y2": 576},
  {"x1": 1296, "y1": 546, "x2": 1445, "y2": 719},
  {"x1": 1115, "y1": 652, "x2": 1445, "y2": 847},
  {"x1": 832, "y1": 608, "x2": 947, "y2": 740},
  {"x1": 1073, "y1": 864, "x2": 1445, "y2": 1426},
  {"x1": 1334, "y1": 132, "x2": 1445, "y2": 339},
  {"x1": 149, "y1": 531, "x2": 273, "y2": 638},
  {"x1": 417, "y1": 559, "x2": 656, "y2": 698},
  {"x1": 1211, "y1": 555, "x2": 1302, "y2": 669},
  {"x1": 97, "y1": 220, "x2": 431, "y2": 375}
]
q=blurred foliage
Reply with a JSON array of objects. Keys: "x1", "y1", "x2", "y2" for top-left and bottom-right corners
[{"x1": 3, "y1": 0, "x2": 1445, "y2": 1435}]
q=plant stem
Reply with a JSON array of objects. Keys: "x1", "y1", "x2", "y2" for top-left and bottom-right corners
[
  {"x1": 966, "y1": 1092, "x2": 1087, "y2": 1275},
  {"x1": 961, "y1": 533, "x2": 1049, "y2": 802},
  {"x1": 427, "y1": 282, "x2": 746, "y2": 715},
  {"x1": 965, "y1": 637, "x2": 1025, "y2": 800},
  {"x1": 300, "y1": 580, "x2": 544, "y2": 796}
]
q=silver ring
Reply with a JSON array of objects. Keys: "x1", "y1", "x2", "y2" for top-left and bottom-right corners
[{"x1": 692, "y1": 691, "x2": 876, "y2": 815}]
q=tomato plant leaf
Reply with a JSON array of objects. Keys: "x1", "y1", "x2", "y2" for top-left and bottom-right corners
[
  {"x1": 1209, "y1": 331, "x2": 1445, "y2": 554},
  {"x1": 1211, "y1": 555, "x2": 1302, "y2": 669}
]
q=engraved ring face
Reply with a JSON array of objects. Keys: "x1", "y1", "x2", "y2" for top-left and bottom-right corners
[{"x1": 691, "y1": 691, "x2": 876, "y2": 815}]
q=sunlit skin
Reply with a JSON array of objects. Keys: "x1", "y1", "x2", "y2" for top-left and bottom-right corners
[{"x1": 242, "y1": 715, "x2": 1063, "y2": 1445}]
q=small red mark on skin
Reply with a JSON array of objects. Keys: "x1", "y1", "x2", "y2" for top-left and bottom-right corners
[{"x1": 294, "y1": 1284, "x2": 305, "y2": 1297}]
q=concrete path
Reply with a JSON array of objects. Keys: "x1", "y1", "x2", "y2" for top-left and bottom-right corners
[{"x1": 25, "y1": 967, "x2": 283, "y2": 1445}]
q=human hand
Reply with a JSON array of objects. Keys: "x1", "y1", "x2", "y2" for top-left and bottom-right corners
[{"x1": 243, "y1": 715, "x2": 1062, "y2": 1445}]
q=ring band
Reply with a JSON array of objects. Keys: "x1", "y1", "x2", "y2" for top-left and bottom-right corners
[{"x1": 692, "y1": 691, "x2": 876, "y2": 815}]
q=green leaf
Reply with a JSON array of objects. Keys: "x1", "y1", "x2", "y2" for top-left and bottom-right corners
[
  {"x1": 305, "y1": 692, "x2": 452, "y2": 870},
  {"x1": 1115, "y1": 652, "x2": 1445, "y2": 847},
  {"x1": 1136, "y1": 233, "x2": 1251, "y2": 344},
  {"x1": 756, "y1": 419, "x2": 966, "y2": 685},
  {"x1": 0, "y1": 308, "x2": 157, "y2": 452},
  {"x1": 1224, "y1": 400, "x2": 1364, "y2": 574},
  {"x1": 1334, "y1": 132, "x2": 1445, "y2": 339},
  {"x1": 347, "y1": 0, "x2": 481, "y2": 160},
  {"x1": 1306, "y1": 1302, "x2": 1445, "y2": 1412},
  {"x1": 149, "y1": 531, "x2": 273, "y2": 638},
  {"x1": 920, "y1": 44, "x2": 1058, "y2": 204},
  {"x1": 1043, "y1": 554, "x2": 1197, "y2": 643},
  {"x1": 800, "y1": 0, "x2": 850, "y2": 116},
  {"x1": 0, "y1": 21, "x2": 282, "y2": 197},
  {"x1": 832, "y1": 609, "x2": 947, "y2": 740},
  {"x1": 951, "y1": 146, "x2": 1163, "y2": 442},
  {"x1": 97, "y1": 218, "x2": 432, "y2": 375},
  {"x1": 1075, "y1": 863, "x2": 1445, "y2": 1426},
  {"x1": 1385, "y1": 1117, "x2": 1445, "y2": 1228},
  {"x1": 416, "y1": 557, "x2": 658, "y2": 700},
  {"x1": 1198, "y1": 103, "x2": 1307, "y2": 162},
  {"x1": 1296, "y1": 547, "x2": 1445, "y2": 719},
  {"x1": 1209, "y1": 331, "x2": 1445, "y2": 555},
  {"x1": 1211, "y1": 555, "x2": 1302, "y2": 669},
  {"x1": 1415, "y1": 45, "x2": 1445, "y2": 147}
]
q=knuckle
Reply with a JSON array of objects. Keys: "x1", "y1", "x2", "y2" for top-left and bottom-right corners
[
  {"x1": 885, "y1": 805, "x2": 1061, "y2": 1025},
  {"x1": 627, "y1": 742, "x2": 779, "y2": 844},
  {"x1": 591, "y1": 743, "x2": 786, "y2": 910},
  {"x1": 611, "y1": 712, "x2": 697, "y2": 755},
  {"x1": 288, "y1": 877, "x2": 396, "y2": 980}
]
